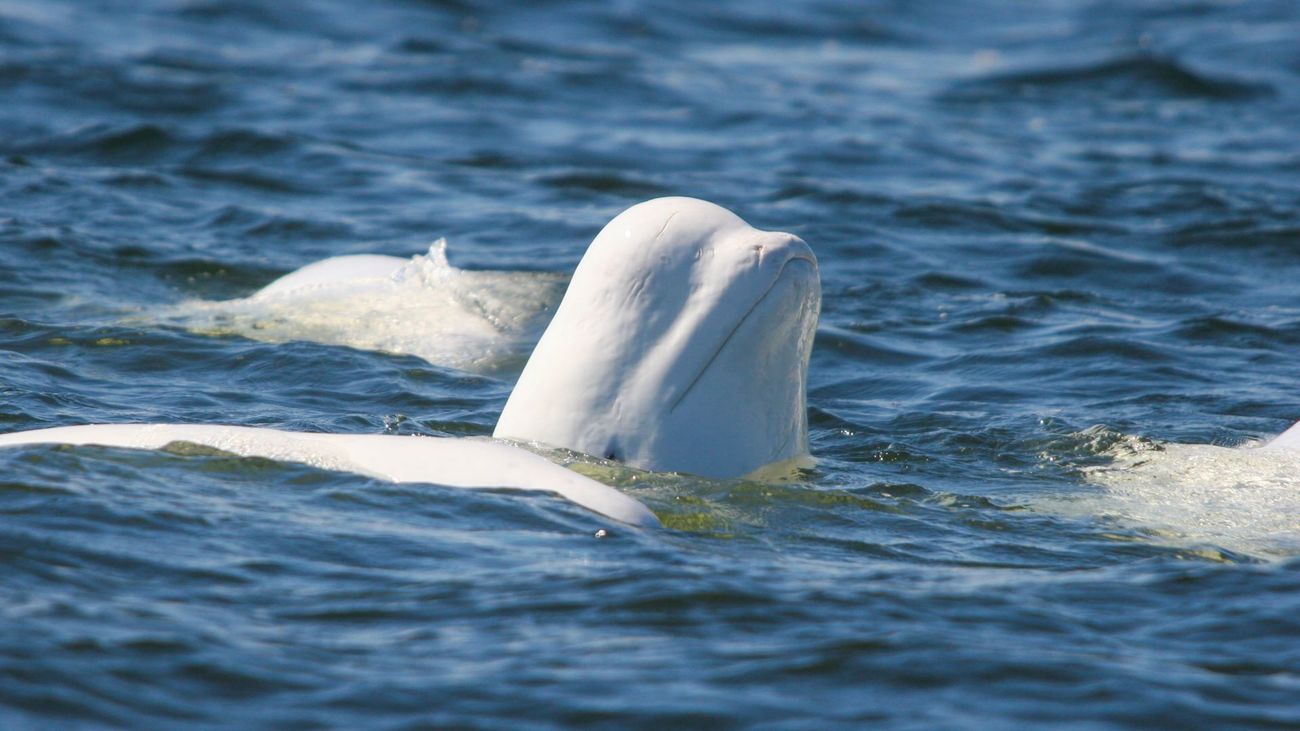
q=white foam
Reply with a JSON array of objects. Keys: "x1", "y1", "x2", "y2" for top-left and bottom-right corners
[{"x1": 1037, "y1": 433, "x2": 1300, "y2": 558}]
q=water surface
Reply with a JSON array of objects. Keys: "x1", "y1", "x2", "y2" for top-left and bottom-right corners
[{"x1": 2, "y1": 1, "x2": 1299, "y2": 727}]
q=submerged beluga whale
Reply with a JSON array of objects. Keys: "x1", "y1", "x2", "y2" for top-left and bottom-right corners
[{"x1": 0, "y1": 198, "x2": 821, "y2": 527}]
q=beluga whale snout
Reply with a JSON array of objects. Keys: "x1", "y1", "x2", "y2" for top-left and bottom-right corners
[{"x1": 494, "y1": 197, "x2": 821, "y2": 478}]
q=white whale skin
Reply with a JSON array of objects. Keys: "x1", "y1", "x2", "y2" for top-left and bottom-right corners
[
  {"x1": 495, "y1": 197, "x2": 821, "y2": 479},
  {"x1": 0, "y1": 424, "x2": 658, "y2": 527}
]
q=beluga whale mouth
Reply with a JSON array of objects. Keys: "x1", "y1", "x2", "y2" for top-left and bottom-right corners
[
  {"x1": 669, "y1": 254, "x2": 818, "y2": 413},
  {"x1": 494, "y1": 197, "x2": 821, "y2": 479}
]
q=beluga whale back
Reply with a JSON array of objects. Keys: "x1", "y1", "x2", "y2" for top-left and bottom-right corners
[
  {"x1": 495, "y1": 197, "x2": 820, "y2": 478},
  {"x1": 0, "y1": 198, "x2": 820, "y2": 525}
]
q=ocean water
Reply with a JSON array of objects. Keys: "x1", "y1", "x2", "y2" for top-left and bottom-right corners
[{"x1": 2, "y1": 0, "x2": 1300, "y2": 727}]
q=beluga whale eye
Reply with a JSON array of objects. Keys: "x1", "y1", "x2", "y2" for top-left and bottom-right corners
[{"x1": 494, "y1": 196, "x2": 821, "y2": 479}]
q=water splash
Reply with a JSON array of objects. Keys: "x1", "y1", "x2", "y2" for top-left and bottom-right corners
[{"x1": 1037, "y1": 429, "x2": 1300, "y2": 558}]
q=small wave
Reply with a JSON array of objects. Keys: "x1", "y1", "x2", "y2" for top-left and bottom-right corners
[
  {"x1": 86, "y1": 66, "x2": 229, "y2": 116},
  {"x1": 814, "y1": 325, "x2": 929, "y2": 366},
  {"x1": 174, "y1": 0, "x2": 298, "y2": 29},
  {"x1": 394, "y1": 36, "x2": 449, "y2": 55},
  {"x1": 19, "y1": 123, "x2": 179, "y2": 163},
  {"x1": 199, "y1": 205, "x2": 352, "y2": 239},
  {"x1": 768, "y1": 181, "x2": 895, "y2": 209},
  {"x1": 910, "y1": 272, "x2": 986, "y2": 291},
  {"x1": 948, "y1": 54, "x2": 1270, "y2": 102},
  {"x1": 135, "y1": 48, "x2": 232, "y2": 75},
  {"x1": 445, "y1": 150, "x2": 524, "y2": 169},
  {"x1": 892, "y1": 198, "x2": 1046, "y2": 234},
  {"x1": 10, "y1": 125, "x2": 308, "y2": 183},
  {"x1": 1039, "y1": 334, "x2": 1172, "y2": 363},
  {"x1": 680, "y1": 7, "x2": 903, "y2": 44},
  {"x1": 179, "y1": 166, "x2": 311, "y2": 195},
  {"x1": 947, "y1": 313, "x2": 1039, "y2": 335},
  {"x1": 537, "y1": 171, "x2": 667, "y2": 197},
  {"x1": 1172, "y1": 316, "x2": 1300, "y2": 350},
  {"x1": 190, "y1": 129, "x2": 298, "y2": 160},
  {"x1": 341, "y1": 70, "x2": 542, "y2": 100},
  {"x1": 1168, "y1": 220, "x2": 1300, "y2": 253},
  {"x1": 149, "y1": 257, "x2": 282, "y2": 295}
]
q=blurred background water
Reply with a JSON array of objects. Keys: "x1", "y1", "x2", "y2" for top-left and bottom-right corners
[{"x1": 2, "y1": 0, "x2": 1299, "y2": 727}]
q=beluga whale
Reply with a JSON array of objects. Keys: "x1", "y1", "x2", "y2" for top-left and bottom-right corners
[
  {"x1": 0, "y1": 198, "x2": 821, "y2": 527},
  {"x1": 496, "y1": 196, "x2": 820, "y2": 478}
]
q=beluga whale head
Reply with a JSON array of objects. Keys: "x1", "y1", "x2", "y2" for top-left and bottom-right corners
[{"x1": 494, "y1": 197, "x2": 820, "y2": 478}]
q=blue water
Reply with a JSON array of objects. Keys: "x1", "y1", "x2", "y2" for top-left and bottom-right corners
[{"x1": 3, "y1": 0, "x2": 1300, "y2": 727}]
